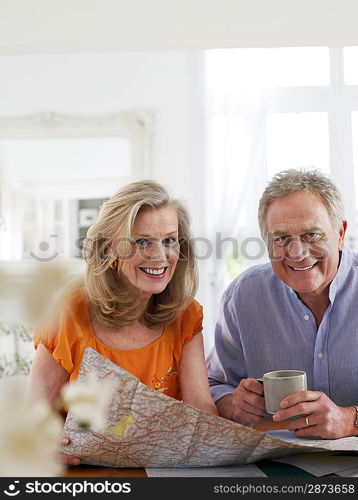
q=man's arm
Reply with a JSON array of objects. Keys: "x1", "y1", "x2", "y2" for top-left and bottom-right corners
[
  {"x1": 216, "y1": 394, "x2": 234, "y2": 420},
  {"x1": 207, "y1": 289, "x2": 266, "y2": 424},
  {"x1": 206, "y1": 290, "x2": 246, "y2": 402},
  {"x1": 215, "y1": 380, "x2": 266, "y2": 425}
]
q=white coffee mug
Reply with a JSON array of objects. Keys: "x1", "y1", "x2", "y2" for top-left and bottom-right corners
[{"x1": 263, "y1": 370, "x2": 307, "y2": 414}]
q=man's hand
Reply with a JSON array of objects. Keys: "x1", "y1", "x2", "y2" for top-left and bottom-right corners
[
  {"x1": 231, "y1": 378, "x2": 266, "y2": 425},
  {"x1": 272, "y1": 390, "x2": 357, "y2": 439}
]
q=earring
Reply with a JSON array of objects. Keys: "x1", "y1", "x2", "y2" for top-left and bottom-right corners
[{"x1": 109, "y1": 260, "x2": 117, "y2": 270}]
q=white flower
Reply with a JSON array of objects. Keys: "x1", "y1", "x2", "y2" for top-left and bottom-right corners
[
  {"x1": 0, "y1": 376, "x2": 63, "y2": 477},
  {"x1": 61, "y1": 373, "x2": 117, "y2": 431}
]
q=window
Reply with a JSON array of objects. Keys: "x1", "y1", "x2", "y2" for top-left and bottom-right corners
[
  {"x1": 206, "y1": 47, "x2": 358, "y2": 285},
  {"x1": 344, "y1": 47, "x2": 358, "y2": 85},
  {"x1": 266, "y1": 112, "x2": 330, "y2": 179}
]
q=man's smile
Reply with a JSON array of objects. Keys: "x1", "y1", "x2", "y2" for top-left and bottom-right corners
[{"x1": 287, "y1": 262, "x2": 318, "y2": 272}]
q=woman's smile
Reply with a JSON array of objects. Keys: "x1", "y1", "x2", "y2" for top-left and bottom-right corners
[
  {"x1": 139, "y1": 266, "x2": 168, "y2": 278},
  {"x1": 120, "y1": 206, "x2": 179, "y2": 298}
]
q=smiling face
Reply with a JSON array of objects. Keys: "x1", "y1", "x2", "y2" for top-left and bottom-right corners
[
  {"x1": 266, "y1": 191, "x2": 346, "y2": 302},
  {"x1": 120, "y1": 205, "x2": 180, "y2": 301}
]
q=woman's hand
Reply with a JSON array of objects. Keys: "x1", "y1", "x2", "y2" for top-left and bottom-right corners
[{"x1": 56, "y1": 437, "x2": 80, "y2": 466}]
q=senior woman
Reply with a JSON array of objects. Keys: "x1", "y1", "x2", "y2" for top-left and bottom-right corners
[{"x1": 29, "y1": 180, "x2": 217, "y2": 464}]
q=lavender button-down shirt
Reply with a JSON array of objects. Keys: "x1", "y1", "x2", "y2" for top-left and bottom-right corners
[{"x1": 207, "y1": 246, "x2": 358, "y2": 408}]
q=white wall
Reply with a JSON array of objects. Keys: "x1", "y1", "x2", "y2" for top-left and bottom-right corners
[
  {"x1": 0, "y1": 50, "x2": 215, "y2": 350},
  {"x1": 0, "y1": 51, "x2": 205, "y2": 211}
]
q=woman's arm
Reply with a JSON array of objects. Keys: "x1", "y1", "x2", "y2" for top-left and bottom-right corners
[
  {"x1": 28, "y1": 344, "x2": 70, "y2": 406},
  {"x1": 179, "y1": 332, "x2": 218, "y2": 415},
  {"x1": 28, "y1": 344, "x2": 80, "y2": 465}
]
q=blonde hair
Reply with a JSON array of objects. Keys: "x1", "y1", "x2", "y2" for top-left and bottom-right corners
[
  {"x1": 258, "y1": 168, "x2": 345, "y2": 241},
  {"x1": 83, "y1": 180, "x2": 198, "y2": 328}
]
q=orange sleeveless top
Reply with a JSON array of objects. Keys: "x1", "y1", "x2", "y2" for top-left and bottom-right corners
[{"x1": 34, "y1": 288, "x2": 203, "y2": 400}]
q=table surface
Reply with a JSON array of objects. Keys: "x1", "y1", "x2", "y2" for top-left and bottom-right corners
[{"x1": 61, "y1": 419, "x2": 291, "y2": 477}]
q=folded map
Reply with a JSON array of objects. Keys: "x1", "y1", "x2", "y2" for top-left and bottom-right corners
[{"x1": 60, "y1": 348, "x2": 358, "y2": 467}]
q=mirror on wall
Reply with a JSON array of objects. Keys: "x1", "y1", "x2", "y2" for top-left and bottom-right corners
[{"x1": 0, "y1": 110, "x2": 154, "y2": 263}]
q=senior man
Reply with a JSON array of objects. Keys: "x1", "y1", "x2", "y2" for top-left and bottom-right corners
[{"x1": 207, "y1": 168, "x2": 358, "y2": 439}]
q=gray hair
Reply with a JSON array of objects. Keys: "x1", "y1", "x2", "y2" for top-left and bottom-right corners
[{"x1": 258, "y1": 168, "x2": 345, "y2": 240}]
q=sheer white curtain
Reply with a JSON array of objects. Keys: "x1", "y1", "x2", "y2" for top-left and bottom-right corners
[
  {"x1": 204, "y1": 50, "x2": 272, "y2": 346},
  {"x1": 202, "y1": 46, "x2": 358, "y2": 351}
]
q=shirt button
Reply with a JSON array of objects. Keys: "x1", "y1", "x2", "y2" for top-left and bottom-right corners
[
  {"x1": 317, "y1": 352, "x2": 324, "y2": 359},
  {"x1": 304, "y1": 314, "x2": 310, "y2": 320}
]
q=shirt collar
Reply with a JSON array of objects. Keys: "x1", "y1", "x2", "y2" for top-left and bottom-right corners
[
  {"x1": 328, "y1": 246, "x2": 353, "y2": 302},
  {"x1": 283, "y1": 246, "x2": 353, "y2": 302}
]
